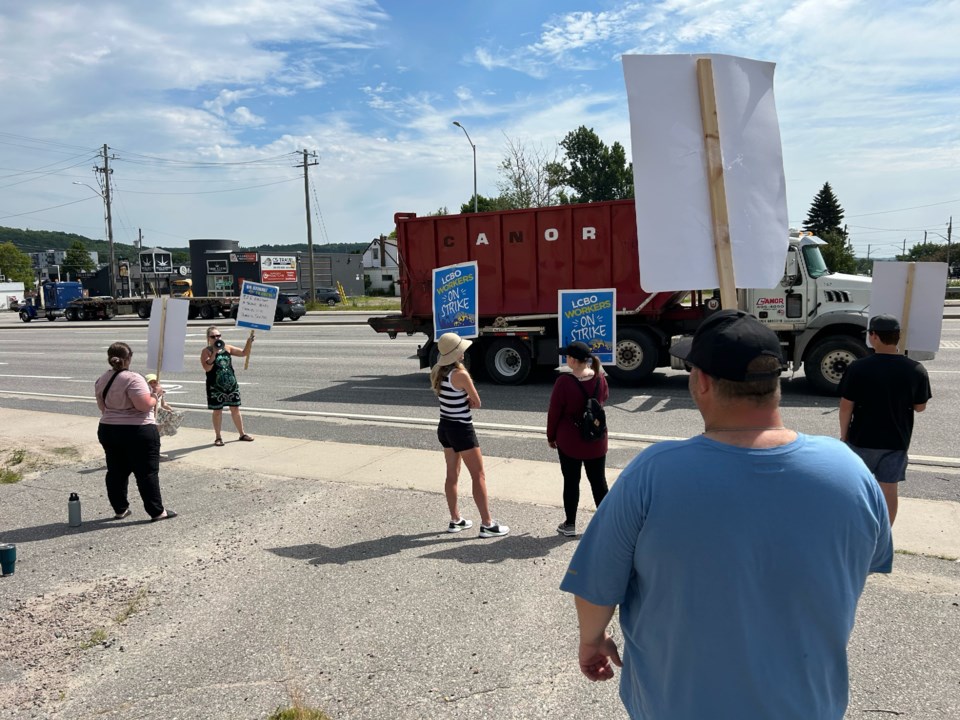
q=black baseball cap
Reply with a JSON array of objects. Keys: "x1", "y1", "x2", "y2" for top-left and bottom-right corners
[
  {"x1": 670, "y1": 310, "x2": 783, "y2": 381},
  {"x1": 560, "y1": 341, "x2": 592, "y2": 361},
  {"x1": 868, "y1": 314, "x2": 900, "y2": 332}
]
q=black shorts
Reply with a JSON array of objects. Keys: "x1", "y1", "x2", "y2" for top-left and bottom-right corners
[{"x1": 437, "y1": 419, "x2": 479, "y2": 452}]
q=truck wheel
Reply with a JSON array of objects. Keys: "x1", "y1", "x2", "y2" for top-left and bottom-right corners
[
  {"x1": 104, "y1": 306, "x2": 115, "y2": 320},
  {"x1": 484, "y1": 338, "x2": 532, "y2": 385},
  {"x1": 76, "y1": 308, "x2": 88, "y2": 321},
  {"x1": 607, "y1": 328, "x2": 659, "y2": 384},
  {"x1": 805, "y1": 336, "x2": 867, "y2": 395},
  {"x1": 187, "y1": 307, "x2": 199, "y2": 320},
  {"x1": 137, "y1": 304, "x2": 151, "y2": 319},
  {"x1": 200, "y1": 304, "x2": 215, "y2": 320},
  {"x1": 64, "y1": 308, "x2": 76, "y2": 321},
  {"x1": 47, "y1": 314, "x2": 57, "y2": 321},
  {"x1": 19, "y1": 312, "x2": 31, "y2": 323}
]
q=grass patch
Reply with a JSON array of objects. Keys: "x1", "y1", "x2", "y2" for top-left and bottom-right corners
[
  {"x1": 268, "y1": 683, "x2": 331, "y2": 720},
  {"x1": 51, "y1": 446, "x2": 81, "y2": 459},
  {"x1": 113, "y1": 588, "x2": 148, "y2": 624},
  {"x1": 0, "y1": 467, "x2": 22, "y2": 484},
  {"x1": 80, "y1": 627, "x2": 108, "y2": 649},
  {"x1": 0, "y1": 447, "x2": 29, "y2": 483},
  {"x1": 305, "y1": 295, "x2": 400, "y2": 312},
  {"x1": 267, "y1": 708, "x2": 331, "y2": 720}
]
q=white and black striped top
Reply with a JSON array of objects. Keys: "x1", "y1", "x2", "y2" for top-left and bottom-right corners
[{"x1": 439, "y1": 374, "x2": 473, "y2": 423}]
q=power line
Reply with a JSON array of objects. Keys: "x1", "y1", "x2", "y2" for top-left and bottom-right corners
[
  {"x1": 113, "y1": 177, "x2": 300, "y2": 196},
  {"x1": 0, "y1": 196, "x2": 97, "y2": 221}
]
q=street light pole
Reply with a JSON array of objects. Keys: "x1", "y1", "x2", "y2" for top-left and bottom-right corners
[{"x1": 452, "y1": 121, "x2": 477, "y2": 213}]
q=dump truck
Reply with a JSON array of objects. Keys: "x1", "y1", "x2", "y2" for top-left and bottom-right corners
[{"x1": 368, "y1": 199, "x2": 893, "y2": 394}]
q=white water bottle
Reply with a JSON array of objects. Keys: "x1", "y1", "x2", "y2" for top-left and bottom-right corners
[{"x1": 68, "y1": 493, "x2": 82, "y2": 527}]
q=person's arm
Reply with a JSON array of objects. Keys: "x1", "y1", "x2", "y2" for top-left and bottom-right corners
[
  {"x1": 95, "y1": 380, "x2": 106, "y2": 414},
  {"x1": 451, "y1": 368, "x2": 481, "y2": 408},
  {"x1": 130, "y1": 378, "x2": 159, "y2": 412},
  {"x1": 913, "y1": 402, "x2": 927, "y2": 413},
  {"x1": 838, "y1": 398, "x2": 854, "y2": 441},
  {"x1": 546, "y1": 380, "x2": 564, "y2": 448},
  {"x1": 201, "y1": 348, "x2": 215, "y2": 372},
  {"x1": 230, "y1": 335, "x2": 255, "y2": 358},
  {"x1": 574, "y1": 596, "x2": 622, "y2": 681}
]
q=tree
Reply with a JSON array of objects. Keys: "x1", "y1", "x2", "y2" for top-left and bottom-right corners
[
  {"x1": 459, "y1": 194, "x2": 515, "y2": 214},
  {"x1": 62, "y1": 240, "x2": 95, "y2": 274},
  {"x1": 819, "y1": 229, "x2": 857, "y2": 274},
  {"x1": 546, "y1": 126, "x2": 633, "y2": 204},
  {"x1": 802, "y1": 182, "x2": 845, "y2": 237},
  {"x1": 497, "y1": 135, "x2": 559, "y2": 208},
  {"x1": 0, "y1": 242, "x2": 35, "y2": 284}
]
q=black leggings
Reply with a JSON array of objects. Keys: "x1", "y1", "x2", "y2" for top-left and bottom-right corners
[
  {"x1": 558, "y1": 449, "x2": 608, "y2": 526},
  {"x1": 97, "y1": 423, "x2": 164, "y2": 518}
]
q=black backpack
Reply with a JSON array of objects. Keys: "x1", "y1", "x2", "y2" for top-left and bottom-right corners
[{"x1": 570, "y1": 374, "x2": 607, "y2": 442}]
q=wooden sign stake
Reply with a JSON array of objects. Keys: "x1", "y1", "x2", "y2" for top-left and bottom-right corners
[
  {"x1": 696, "y1": 58, "x2": 737, "y2": 310},
  {"x1": 243, "y1": 329, "x2": 255, "y2": 370},
  {"x1": 898, "y1": 262, "x2": 916, "y2": 355},
  {"x1": 155, "y1": 297, "x2": 168, "y2": 382}
]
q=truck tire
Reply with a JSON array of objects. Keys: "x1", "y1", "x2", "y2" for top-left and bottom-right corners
[
  {"x1": 187, "y1": 306, "x2": 199, "y2": 320},
  {"x1": 200, "y1": 304, "x2": 215, "y2": 320},
  {"x1": 484, "y1": 338, "x2": 532, "y2": 385},
  {"x1": 47, "y1": 314, "x2": 57, "y2": 321},
  {"x1": 804, "y1": 336, "x2": 868, "y2": 395},
  {"x1": 607, "y1": 328, "x2": 659, "y2": 384},
  {"x1": 104, "y1": 305, "x2": 115, "y2": 320},
  {"x1": 64, "y1": 308, "x2": 77, "y2": 321},
  {"x1": 137, "y1": 304, "x2": 151, "y2": 319},
  {"x1": 76, "y1": 308, "x2": 88, "y2": 321},
  {"x1": 221, "y1": 308, "x2": 232, "y2": 319},
  {"x1": 19, "y1": 311, "x2": 31, "y2": 323}
]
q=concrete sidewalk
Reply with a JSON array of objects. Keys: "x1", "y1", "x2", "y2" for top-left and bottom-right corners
[{"x1": 2, "y1": 407, "x2": 958, "y2": 560}]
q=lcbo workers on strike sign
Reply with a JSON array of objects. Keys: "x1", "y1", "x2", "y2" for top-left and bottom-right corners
[
  {"x1": 432, "y1": 261, "x2": 478, "y2": 339},
  {"x1": 558, "y1": 289, "x2": 616, "y2": 364}
]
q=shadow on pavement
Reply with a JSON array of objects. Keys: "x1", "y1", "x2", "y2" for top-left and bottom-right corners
[
  {"x1": 269, "y1": 531, "x2": 572, "y2": 566},
  {"x1": 0, "y1": 517, "x2": 149, "y2": 544}
]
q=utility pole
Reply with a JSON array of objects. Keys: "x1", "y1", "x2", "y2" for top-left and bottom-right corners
[
  {"x1": 95, "y1": 144, "x2": 117, "y2": 298},
  {"x1": 297, "y1": 149, "x2": 319, "y2": 304},
  {"x1": 948, "y1": 216, "x2": 953, "y2": 278}
]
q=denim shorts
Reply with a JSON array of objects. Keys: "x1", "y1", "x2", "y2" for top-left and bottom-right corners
[
  {"x1": 848, "y1": 446, "x2": 909, "y2": 484},
  {"x1": 437, "y1": 420, "x2": 479, "y2": 452}
]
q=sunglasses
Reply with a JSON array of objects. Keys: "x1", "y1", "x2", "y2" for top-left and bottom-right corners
[{"x1": 209, "y1": 334, "x2": 222, "y2": 339}]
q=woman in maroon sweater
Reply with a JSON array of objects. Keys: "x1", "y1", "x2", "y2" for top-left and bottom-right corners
[{"x1": 547, "y1": 341, "x2": 609, "y2": 537}]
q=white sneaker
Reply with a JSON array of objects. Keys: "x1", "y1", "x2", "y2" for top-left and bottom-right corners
[
  {"x1": 479, "y1": 521, "x2": 510, "y2": 538},
  {"x1": 448, "y1": 517, "x2": 473, "y2": 533}
]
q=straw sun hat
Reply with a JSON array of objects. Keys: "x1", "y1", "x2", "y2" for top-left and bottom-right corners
[{"x1": 437, "y1": 332, "x2": 472, "y2": 365}]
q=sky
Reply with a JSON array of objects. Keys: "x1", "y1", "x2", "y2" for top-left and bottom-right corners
[{"x1": 1, "y1": 0, "x2": 958, "y2": 259}]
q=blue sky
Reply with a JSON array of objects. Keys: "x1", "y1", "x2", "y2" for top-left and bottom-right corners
[{"x1": 1, "y1": 0, "x2": 958, "y2": 259}]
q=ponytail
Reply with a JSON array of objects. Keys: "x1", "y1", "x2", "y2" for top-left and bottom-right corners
[{"x1": 431, "y1": 361, "x2": 468, "y2": 396}]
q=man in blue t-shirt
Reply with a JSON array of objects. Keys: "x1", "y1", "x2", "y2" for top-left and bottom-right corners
[
  {"x1": 560, "y1": 310, "x2": 892, "y2": 720},
  {"x1": 839, "y1": 313, "x2": 932, "y2": 525}
]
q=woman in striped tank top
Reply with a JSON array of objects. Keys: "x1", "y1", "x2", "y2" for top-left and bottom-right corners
[{"x1": 430, "y1": 333, "x2": 510, "y2": 538}]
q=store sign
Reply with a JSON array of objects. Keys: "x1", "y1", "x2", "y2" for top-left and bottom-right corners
[
  {"x1": 260, "y1": 255, "x2": 297, "y2": 283},
  {"x1": 207, "y1": 259, "x2": 229, "y2": 274},
  {"x1": 230, "y1": 252, "x2": 258, "y2": 263},
  {"x1": 140, "y1": 251, "x2": 173, "y2": 274}
]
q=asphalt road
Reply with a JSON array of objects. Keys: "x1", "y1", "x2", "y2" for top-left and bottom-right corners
[{"x1": 1, "y1": 310, "x2": 959, "y2": 504}]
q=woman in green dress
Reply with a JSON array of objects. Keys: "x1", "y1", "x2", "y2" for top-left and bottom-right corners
[{"x1": 201, "y1": 326, "x2": 254, "y2": 446}]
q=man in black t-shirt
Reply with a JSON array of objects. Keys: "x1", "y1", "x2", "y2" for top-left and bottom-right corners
[{"x1": 839, "y1": 314, "x2": 932, "y2": 525}]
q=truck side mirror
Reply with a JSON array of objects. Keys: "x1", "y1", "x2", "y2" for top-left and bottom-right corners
[{"x1": 781, "y1": 250, "x2": 800, "y2": 287}]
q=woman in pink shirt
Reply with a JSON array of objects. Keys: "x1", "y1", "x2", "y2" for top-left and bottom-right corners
[{"x1": 94, "y1": 342, "x2": 176, "y2": 521}]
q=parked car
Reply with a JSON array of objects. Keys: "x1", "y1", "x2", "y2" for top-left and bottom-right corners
[
  {"x1": 315, "y1": 286, "x2": 342, "y2": 306},
  {"x1": 275, "y1": 293, "x2": 306, "y2": 322}
]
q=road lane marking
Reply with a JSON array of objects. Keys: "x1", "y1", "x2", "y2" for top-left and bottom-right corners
[
  {"x1": 0, "y1": 374, "x2": 73, "y2": 379},
  {"x1": 3, "y1": 388, "x2": 959, "y2": 470}
]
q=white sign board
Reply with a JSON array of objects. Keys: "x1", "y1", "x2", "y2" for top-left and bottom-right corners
[
  {"x1": 869, "y1": 262, "x2": 947, "y2": 354},
  {"x1": 145, "y1": 298, "x2": 189, "y2": 374},
  {"x1": 622, "y1": 53, "x2": 789, "y2": 292},
  {"x1": 235, "y1": 280, "x2": 279, "y2": 331}
]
